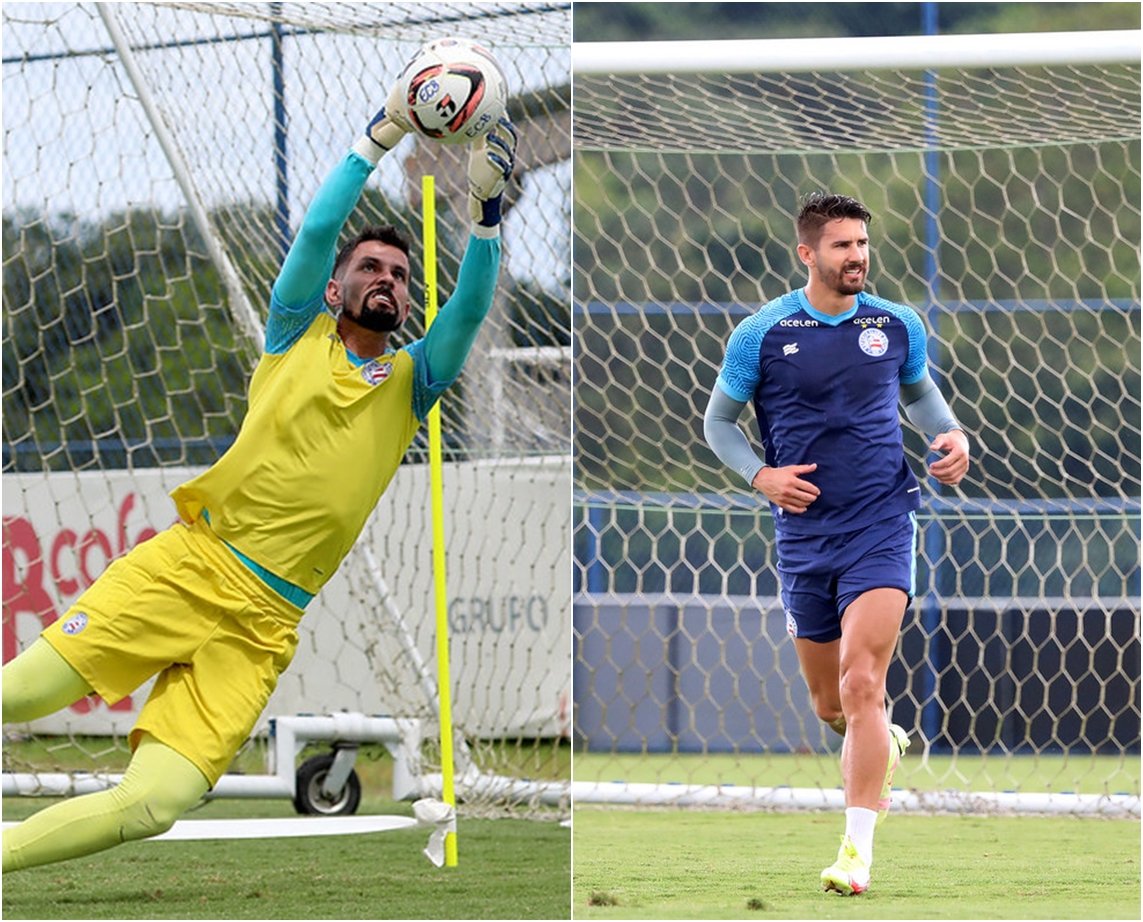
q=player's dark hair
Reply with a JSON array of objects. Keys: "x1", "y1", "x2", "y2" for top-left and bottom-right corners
[
  {"x1": 796, "y1": 192, "x2": 872, "y2": 247},
  {"x1": 332, "y1": 224, "x2": 412, "y2": 277}
]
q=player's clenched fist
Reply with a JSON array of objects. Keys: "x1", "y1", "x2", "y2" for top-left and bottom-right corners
[{"x1": 928, "y1": 429, "x2": 970, "y2": 486}]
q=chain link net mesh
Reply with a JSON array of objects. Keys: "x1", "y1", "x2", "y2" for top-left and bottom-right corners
[
  {"x1": 3, "y1": 1, "x2": 571, "y2": 817},
  {"x1": 573, "y1": 47, "x2": 1140, "y2": 811}
]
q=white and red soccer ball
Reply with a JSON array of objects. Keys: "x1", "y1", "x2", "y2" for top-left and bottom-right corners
[{"x1": 396, "y1": 37, "x2": 508, "y2": 146}]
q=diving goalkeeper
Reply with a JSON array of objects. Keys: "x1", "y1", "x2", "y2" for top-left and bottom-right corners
[{"x1": 2, "y1": 93, "x2": 517, "y2": 872}]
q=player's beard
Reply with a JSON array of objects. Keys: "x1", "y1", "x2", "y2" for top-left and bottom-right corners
[
  {"x1": 824, "y1": 262, "x2": 866, "y2": 296},
  {"x1": 348, "y1": 288, "x2": 404, "y2": 333}
]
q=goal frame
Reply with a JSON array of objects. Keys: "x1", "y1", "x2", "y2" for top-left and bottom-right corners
[
  {"x1": 571, "y1": 28, "x2": 1141, "y2": 818},
  {"x1": 2, "y1": 0, "x2": 572, "y2": 819},
  {"x1": 573, "y1": 29, "x2": 1142, "y2": 74}
]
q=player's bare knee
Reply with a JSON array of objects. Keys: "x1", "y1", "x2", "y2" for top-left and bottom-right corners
[{"x1": 838, "y1": 667, "x2": 884, "y2": 714}]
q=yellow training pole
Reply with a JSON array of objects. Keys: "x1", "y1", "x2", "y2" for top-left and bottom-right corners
[{"x1": 421, "y1": 174, "x2": 457, "y2": 867}]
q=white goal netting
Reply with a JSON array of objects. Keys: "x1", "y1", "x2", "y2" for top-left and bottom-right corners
[
  {"x1": 572, "y1": 32, "x2": 1140, "y2": 815},
  {"x1": 3, "y1": 1, "x2": 571, "y2": 817}
]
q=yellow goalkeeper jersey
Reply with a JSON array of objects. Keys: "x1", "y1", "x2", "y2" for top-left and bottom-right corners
[{"x1": 171, "y1": 311, "x2": 419, "y2": 595}]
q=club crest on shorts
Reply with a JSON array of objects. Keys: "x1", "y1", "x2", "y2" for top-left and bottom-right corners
[
  {"x1": 785, "y1": 609, "x2": 798, "y2": 638},
  {"x1": 61, "y1": 611, "x2": 89, "y2": 635},
  {"x1": 361, "y1": 359, "x2": 392, "y2": 386},
  {"x1": 858, "y1": 327, "x2": 889, "y2": 357}
]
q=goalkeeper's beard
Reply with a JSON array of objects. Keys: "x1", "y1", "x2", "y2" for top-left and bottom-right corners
[{"x1": 346, "y1": 292, "x2": 404, "y2": 333}]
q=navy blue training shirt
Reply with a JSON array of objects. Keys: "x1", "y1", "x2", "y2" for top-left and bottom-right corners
[{"x1": 716, "y1": 288, "x2": 929, "y2": 536}]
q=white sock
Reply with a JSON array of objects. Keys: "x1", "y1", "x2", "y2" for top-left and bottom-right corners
[{"x1": 845, "y1": 806, "x2": 877, "y2": 866}]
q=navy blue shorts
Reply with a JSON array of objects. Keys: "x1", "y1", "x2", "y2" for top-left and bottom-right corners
[{"x1": 777, "y1": 511, "x2": 918, "y2": 644}]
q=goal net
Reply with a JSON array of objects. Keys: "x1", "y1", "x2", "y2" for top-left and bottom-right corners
[
  {"x1": 3, "y1": 1, "x2": 571, "y2": 817},
  {"x1": 572, "y1": 30, "x2": 1140, "y2": 816}
]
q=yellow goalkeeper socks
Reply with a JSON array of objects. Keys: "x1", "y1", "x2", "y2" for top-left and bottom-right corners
[
  {"x1": 2, "y1": 735, "x2": 210, "y2": 872},
  {"x1": 2, "y1": 637, "x2": 93, "y2": 722}
]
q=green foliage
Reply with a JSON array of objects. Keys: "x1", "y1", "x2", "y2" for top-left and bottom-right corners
[
  {"x1": 574, "y1": 135, "x2": 1142, "y2": 500},
  {"x1": 3, "y1": 178, "x2": 566, "y2": 470},
  {"x1": 572, "y1": 2, "x2": 1141, "y2": 42},
  {"x1": 942, "y1": 308, "x2": 1142, "y2": 499},
  {"x1": 3, "y1": 209, "x2": 252, "y2": 471},
  {"x1": 575, "y1": 309, "x2": 739, "y2": 494},
  {"x1": 507, "y1": 277, "x2": 572, "y2": 349}
]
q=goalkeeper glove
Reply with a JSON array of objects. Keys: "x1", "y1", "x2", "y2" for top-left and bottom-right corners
[
  {"x1": 351, "y1": 83, "x2": 411, "y2": 164},
  {"x1": 467, "y1": 117, "x2": 517, "y2": 230}
]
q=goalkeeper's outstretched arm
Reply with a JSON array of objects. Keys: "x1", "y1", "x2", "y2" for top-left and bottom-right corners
[{"x1": 420, "y1": 118, "x2": 519, "y2": 387}]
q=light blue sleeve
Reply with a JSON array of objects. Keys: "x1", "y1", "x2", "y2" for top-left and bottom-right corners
[
  {"x1": 265, "y1": 150, "x2": 376, "y2": 354},
  {"x1": 406, "y1": 234, "x2": 501, "y2": 421},
  {"x1": 897, "y1": 305, "x2": 930, "y2": 385},
  {"x1": 716, "y1": 313, "x2": 765, "y2": 403}
]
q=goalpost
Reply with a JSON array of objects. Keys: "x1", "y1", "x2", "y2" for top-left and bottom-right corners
[
  {"x1": 572, "y1": 30, "x2": 1140, "y2": 816},
  {"x1": 2, "y1": 1, "x2": 571, "y2": 818}
]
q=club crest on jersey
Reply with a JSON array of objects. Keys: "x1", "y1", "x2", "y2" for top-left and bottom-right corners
[
  {"x1": 858, "y1": 327, "x2": 889, "y2": 357},
  {"x1": 61, "y1": 611, "x2": 89, "y2": 635},
  {"x1": 361, "y1": 359, "x2": 392, "y2": 386}
]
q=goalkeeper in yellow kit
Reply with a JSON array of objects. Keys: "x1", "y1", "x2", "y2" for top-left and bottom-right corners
[{"x1": 2, "y1": 92, "x2": 517, "y2": 872}]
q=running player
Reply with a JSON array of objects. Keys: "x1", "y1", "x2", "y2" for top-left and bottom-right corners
[
  {"x1": 2, "y1": 92, "x2": 517, "y2": 872},
  {"x1": 703, "y1": 192, "x2": 970, "y2": 895}
]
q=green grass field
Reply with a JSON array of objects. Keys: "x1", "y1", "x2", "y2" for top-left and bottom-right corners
[
  {"x1": 574, "y1": 751, "x2": 1140, "y2": 798},
  {"x1": 572, "y1": 808, "x2": 1139, "y2": 920},
  {"x1": 572, "y1": 751, "x2": 1140, "y2": 919},
  {"x1": 3, "y1": 739, "x2": 571, "y2": 919},
  {"x1": 4, "y1": 798, "x2": 570, "y2": 919},
  {"x1": 5, "y1": 742, "x2": 1138, "y2": 918}
]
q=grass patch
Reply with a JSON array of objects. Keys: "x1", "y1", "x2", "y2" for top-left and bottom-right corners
[
  {"x1": 572, "y1": 808, "x2": 1140, "y2": 920},
  {"x1": 4, "y1": 802, "x2": 569, "y2": 919},
  {"x1": 3, "y1": 736, "x2": 571, "y2": 918},
  {"x1": 573, "y1": 750, "x2": 1139, "y2": 798}
]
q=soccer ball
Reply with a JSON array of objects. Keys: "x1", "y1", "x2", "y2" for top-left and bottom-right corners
[{"x1": 396, "y1": 37, "x2": 508, "y2": 145}]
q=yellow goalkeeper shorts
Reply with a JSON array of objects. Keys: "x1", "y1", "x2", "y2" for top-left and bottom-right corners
[{"x1": 42, "y1": 517, "x2": 302, "y2": 786}]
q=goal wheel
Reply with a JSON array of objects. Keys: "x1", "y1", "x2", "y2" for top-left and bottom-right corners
[{"x1": 293, "y1": 753, "x2": 362, "y2": 816}]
